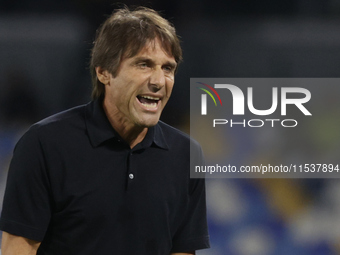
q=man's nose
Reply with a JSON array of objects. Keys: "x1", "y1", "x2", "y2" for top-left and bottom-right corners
[{"x1": 149, "y1": 67, "x2": 165, "y2": 91}]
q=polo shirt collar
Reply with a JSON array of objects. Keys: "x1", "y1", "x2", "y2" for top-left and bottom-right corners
[
  {"x1": 153, "y1": 121, "x2": 169, "y2": 150},
  {"x1": 85, "y1": 99, "x2": 169, "y2": 150}
]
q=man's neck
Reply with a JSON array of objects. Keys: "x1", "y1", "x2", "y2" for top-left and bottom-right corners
[{"x1": 102, "y1": 100, "x2": 148, "y2": 149}]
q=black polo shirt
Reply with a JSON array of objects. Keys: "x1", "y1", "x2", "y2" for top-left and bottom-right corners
[{"x1": 0, "y1": 100, "x2": 210, "y2": 255}]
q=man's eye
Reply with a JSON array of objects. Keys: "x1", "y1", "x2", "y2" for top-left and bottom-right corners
[
  {"x1": 163, "y1": 66, "x2": 174, "y2": 73},
  {"x1": 138, "y1": 62, "x2": 148, "y2": 68}
]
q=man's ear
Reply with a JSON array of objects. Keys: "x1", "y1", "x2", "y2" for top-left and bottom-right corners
[{"x1": 95, "y1": 67, "x2": 111, "y2": 85}]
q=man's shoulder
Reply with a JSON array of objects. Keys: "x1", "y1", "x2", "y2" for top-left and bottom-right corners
[
  {"x1": 34, "y1": 104, "x2": 87, "y2": 129},
  {"x1": 23, "y1": 103, "x2": 88, "y2": 142},
  {"x1": 10, "y1": 103, "x2": 88, "y2": 153}
]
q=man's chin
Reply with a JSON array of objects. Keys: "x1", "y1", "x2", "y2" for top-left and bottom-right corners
[
  {"x1": 142, "y1": 120, "x2": 159, "y2": 128},
  {"x1": 138, "y1": 117, "x2": 160, "y2": 128}
]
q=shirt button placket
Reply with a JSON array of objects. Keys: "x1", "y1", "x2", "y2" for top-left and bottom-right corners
[{"x1": 127, "y1": 151, "x2": 135, "y2": 189}]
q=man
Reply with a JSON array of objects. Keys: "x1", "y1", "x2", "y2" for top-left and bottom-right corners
[{"x1": 0, "y1": 6, "x2": 210, "y2": 255}]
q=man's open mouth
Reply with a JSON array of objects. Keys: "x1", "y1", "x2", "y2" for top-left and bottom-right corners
[{"x1": 137, "y1": 95, "x2": 160, "y2": 109}]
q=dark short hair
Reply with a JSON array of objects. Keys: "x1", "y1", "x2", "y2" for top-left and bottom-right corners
[{"x1": 90, "y1": 6, "x2": 183, "y2": 99}]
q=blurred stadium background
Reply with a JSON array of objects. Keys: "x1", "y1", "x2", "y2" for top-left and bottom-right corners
[{"x1": 1, "y1": 0, "x2": 340, "y2": 254}]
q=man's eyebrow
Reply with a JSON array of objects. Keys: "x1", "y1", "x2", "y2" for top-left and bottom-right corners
[
  {"x1": 133, "y1": 56, "x2": 150, "y2": 62},
  {"x1": 132, "y1": 56, "x2": 177, "y2": 67}
]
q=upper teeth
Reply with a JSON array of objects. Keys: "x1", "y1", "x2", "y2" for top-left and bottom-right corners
[{"x1": 141, "y1": 95, "x2": 160, "y2": 100}]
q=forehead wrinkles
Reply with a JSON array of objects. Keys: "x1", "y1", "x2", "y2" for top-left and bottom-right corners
[{"x1": 123, "y1": 38, "x2": 174, "y2": 60}]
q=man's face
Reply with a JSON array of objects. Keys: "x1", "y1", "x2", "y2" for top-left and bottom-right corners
[{"x1": 103, "y1": 38, "x2": 177, "y2": 128}]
